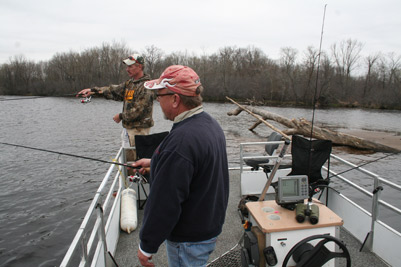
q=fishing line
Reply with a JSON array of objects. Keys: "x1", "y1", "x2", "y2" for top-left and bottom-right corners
[{"x1": 0, "y1": 141, "x2": 137, "y2": 169}]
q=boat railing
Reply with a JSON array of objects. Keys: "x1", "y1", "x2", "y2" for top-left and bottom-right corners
[
  {"x1": 322, "y1": 154, "x2": 401, "y2": 245},
  {"x1": 327, "y1": 154, "x2": 401, "y2": 216},
  {"x1": 60, "y1": 147, "x2": 128, "y2": 267}
]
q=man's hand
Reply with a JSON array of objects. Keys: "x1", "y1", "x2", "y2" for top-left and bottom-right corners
[
  {"x1": 137, "y1": 249, "x2": 154, "y2": 267},
  {"x1": 76, "y1": 88, "x2": 92, "y2": 97},
  {"x1": 132, "y1": 158, "x2": 151, "y2": 175},
  {"x1": 113, "y1": 113, "x2": 122, "y2": 124}
]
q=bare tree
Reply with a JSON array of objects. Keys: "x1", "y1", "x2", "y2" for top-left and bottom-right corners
[
  {"x1": 1, "y1": 41, "x2": 400, "y2": 109},
  {"x1": 386, "y1": 52, "x2": 401, "y2": 106},
  {"x1": 301, "y1": 46, "x2": 319, "y2": 103},
  {"x1": 331, "y1": 39, "x2": 363, "y2": 100},
  {"x1": 142, "y1": 45, "x2": 164, "y2": 78},
  {"x1": 217, "y1": 46, "x2": 235, "y2": 97},
  {"x1": 363, "y1": 53, "x2": 381, "y2": 97},
  {"x1": 279, "y1": 47, "x2": 300, "y2": 103}
]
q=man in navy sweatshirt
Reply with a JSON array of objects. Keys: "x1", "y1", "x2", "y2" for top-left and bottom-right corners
[{"x1": 133, "y1": 65, "x2": 229, "y2": 267}]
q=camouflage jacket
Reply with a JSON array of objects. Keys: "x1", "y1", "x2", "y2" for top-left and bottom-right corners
[{"x1": 93, "y1": 74, "x2": 154, "y2": 129}]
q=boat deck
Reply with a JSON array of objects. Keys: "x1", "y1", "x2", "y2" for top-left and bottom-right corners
[{"x1": 114, "y1": 170, "x2": 390, "y2": 266}]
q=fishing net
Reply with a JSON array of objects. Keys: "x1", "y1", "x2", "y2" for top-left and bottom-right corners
[{"x1": 207, "y1": 243, "x2": 242, "y2": 267}]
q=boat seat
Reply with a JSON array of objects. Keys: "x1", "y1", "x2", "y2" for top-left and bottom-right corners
[
  {"x1": 273, "y1": 135, "x2": 332, "y2": 202},
  {"x1": 288, "y1": 135, "x2": 332, "y2": 186},
  {"x1": 244, "y1": 132, "x2": 283, "y2": 171},
  {"x1": 135, "y1": 131, "x2": 169, "y2": 160}
]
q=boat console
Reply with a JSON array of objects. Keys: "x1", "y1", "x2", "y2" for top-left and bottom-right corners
[
  {"x1": 244, "y1": 198, "x2": 345, "y2": 266},
  {"x1": 239, "y1": 134, "x2": 351, "y2": 266},
  {"x1": 241, "y1": 175, "x2": 350, "y2": 267}
]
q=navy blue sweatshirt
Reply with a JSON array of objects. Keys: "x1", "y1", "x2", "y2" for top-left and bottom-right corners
[{"x1": 139, "y1": 112, "x2": 229, "y2": 254}]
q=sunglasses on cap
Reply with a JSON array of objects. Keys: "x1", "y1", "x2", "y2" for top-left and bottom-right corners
[{"x1": 128, "y1": 56, "x2": 140, "y2": 63}]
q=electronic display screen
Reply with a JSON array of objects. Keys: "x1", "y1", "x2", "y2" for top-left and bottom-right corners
[
  {"x1": 281, "y1": 179, "x2": 299, "y2": 197},
  {"x1": 276, "y1": 175, "x2": 309, "y2": 206}
]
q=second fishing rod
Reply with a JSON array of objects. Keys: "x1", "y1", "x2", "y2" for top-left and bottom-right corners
[{"x1": 0, "y1": 141, "x2": 140, "y2": 170}]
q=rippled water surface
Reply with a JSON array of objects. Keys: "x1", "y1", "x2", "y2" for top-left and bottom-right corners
[{"x1": 0, "y1": 97, "x2": 400, "y2": 266}]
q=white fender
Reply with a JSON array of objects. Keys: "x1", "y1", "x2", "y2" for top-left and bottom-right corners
[{"x1": 120, "y1": 188, "x2": 137, "y2": 233}]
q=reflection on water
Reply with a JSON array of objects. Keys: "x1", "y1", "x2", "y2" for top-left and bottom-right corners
[{"x1": 0, "y1": 97, "x2": 400, "y2": 266}]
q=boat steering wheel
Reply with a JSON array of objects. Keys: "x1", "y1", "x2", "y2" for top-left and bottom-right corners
[{"x1": 282, "y1": 234, "x2": 351, "y2": 267}]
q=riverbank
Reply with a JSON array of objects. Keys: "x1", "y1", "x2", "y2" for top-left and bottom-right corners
[{"x1": 341, "y1": 129, "x2": 401, "y2": 151}]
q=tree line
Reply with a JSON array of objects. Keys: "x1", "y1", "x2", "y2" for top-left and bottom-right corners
[{"x1": 0, "y1": 40, "x2": 400, "y2": 109}]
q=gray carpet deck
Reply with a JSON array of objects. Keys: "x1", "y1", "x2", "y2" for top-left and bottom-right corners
[{"x1": 114, "y1": 170, "x2": 389, "y2": 267}]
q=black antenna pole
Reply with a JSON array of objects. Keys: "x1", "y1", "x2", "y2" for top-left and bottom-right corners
[
  {"x1": 306, "y1": 4, "x2": 328, "y2": 186},
  {"x1": 310, "y1": 4, "x2": 327, "y2": 139}
]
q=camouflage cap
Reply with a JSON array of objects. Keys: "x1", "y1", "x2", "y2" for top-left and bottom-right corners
[{"x1": 123, "y1": 54, "x2": 145, "y2": 65}]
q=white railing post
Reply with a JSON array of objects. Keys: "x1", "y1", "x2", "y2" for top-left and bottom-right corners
[
  {"x1": 96, "y1": 203, "x2": 108, "y2": 265},
  {"x1": 81, "y1": 233, "x2": 89, "y2": 267}
]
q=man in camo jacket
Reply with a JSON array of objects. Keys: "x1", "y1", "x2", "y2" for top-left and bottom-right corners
[{"x1": 77, "y1": 54, "x2": 154, "y2": 160}]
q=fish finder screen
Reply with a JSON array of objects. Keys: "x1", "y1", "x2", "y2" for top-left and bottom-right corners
[
  {"x1": 281, "y1": 179, "x2": 299, "y2": 197},
  {"x1": 276, "y1": 175, "x2": 309, "y2": 206}
]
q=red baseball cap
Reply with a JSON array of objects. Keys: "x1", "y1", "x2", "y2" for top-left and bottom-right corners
[{"x1": 144, "y1": 65, "x2": 201, "y2": 96}]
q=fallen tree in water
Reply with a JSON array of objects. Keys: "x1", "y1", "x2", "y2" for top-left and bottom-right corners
[{"x1": 226, "y1": 97, "x2": 400, "y2": 153}]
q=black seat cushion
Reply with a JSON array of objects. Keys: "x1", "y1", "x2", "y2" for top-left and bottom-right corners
[{"x1": 134, "y1": 131, "x2": 169, "y2": 159}]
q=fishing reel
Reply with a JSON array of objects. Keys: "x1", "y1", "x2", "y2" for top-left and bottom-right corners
[
  {"x1": 128, "y1": 171, "x2": 148, "y2": 184},
  {"x1": 80, "y1": 96, "x2": 92, "y2": 103}
]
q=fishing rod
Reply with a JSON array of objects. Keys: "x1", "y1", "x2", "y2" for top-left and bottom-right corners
[
  {"x1": 0, "y1": 141, "x2": 138, "y2": 169},
  {"x1": 0, "y1": 93, "x2": 85, "y2": 101},
  {"x1": 327, "y1": 151, "x2": 399, "y2": 180}
]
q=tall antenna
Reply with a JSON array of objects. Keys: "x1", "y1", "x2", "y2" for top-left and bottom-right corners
[{"x1": 310, "y1": 4, "x2": 327, "y2": 140}]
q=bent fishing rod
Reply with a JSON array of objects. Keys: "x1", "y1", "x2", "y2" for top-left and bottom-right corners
[{"x1": 0, "y1": 141, "x2": 139, "y2": 169}]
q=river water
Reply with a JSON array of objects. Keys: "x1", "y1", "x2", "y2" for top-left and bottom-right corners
[{"x1": 0, "y1": 97, "x2": 400, "y2": 266}]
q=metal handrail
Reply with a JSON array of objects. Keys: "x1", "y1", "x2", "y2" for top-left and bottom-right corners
[
  {"x1": 325, "y1": 155, "x2": 401, "y2": 217},
  {"x1": 60, "y1": 148, "x2": 125, "y2": 267}
]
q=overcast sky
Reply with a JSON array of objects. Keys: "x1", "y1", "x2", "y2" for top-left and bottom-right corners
[{"x1": 1, "y1": 0, "x2": 400, "y2": 64}]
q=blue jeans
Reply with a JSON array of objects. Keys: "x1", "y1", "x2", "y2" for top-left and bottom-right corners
[{"x1": 166, "y1": 237, "x2": 217, "y2": 267}]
